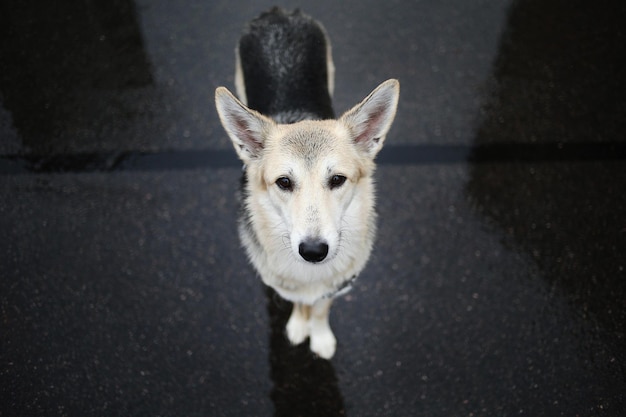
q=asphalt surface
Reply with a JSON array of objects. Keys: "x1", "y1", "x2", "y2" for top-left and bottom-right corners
[{"x1": 1, "y1": 1, "x2": 625, "y2": 416}]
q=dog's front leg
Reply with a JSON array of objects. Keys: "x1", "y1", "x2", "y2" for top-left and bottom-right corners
[
  {"x1": 286, "y1": 302, "x2": 311, "y2": 346},
  {"x1": 286, "y1": 299, "x2": 336, "y2": 359},
  {"x1": 309, "y1": 298, "x2": 336, "y2": 359}
]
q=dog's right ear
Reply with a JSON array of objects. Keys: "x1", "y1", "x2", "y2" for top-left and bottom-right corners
[{"x1": 215, "y1": 87, "x2": 275, "y2": 163}]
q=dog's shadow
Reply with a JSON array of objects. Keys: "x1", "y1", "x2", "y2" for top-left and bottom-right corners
[{"x1": 265, "y1": 287, "x2": 347, "y2": 417}]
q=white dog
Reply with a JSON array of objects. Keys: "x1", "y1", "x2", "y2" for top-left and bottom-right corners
[{"x1": 215, "y1": 7, "x2": 399, "y2": 359}]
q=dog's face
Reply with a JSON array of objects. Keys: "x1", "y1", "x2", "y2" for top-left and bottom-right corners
[
  {"x1": 258, "y1": 122, "x2": 369, "y2": 264},
  {"x1": 216, "y1": 80, "x2": 399, "y2": 265}
]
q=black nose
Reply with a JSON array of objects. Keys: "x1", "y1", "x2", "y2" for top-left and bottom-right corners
[{"x1": 298, "y1": 240, "x2": 329, "y2": 263}]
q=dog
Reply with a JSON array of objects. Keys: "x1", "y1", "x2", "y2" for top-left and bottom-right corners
[{"x1": 215, "y1": 7, "x2": 399, "y2": 359}]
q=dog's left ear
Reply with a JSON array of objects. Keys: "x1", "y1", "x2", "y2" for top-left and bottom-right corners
[
  {"x1": 215, "y1": 86, "x2": 275, "y2": 163},
  {"x1": 340, "y1": 79, "x2": 400, "y2": 157}
]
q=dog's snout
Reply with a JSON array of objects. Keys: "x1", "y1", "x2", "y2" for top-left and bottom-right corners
[{"x1": 298, "y1": 240, "x2": 329, "y2": 263}]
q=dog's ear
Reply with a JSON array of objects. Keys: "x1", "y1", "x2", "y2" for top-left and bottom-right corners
[
  {"x1": 340, "y1": 79, "x2": 399, "y2": 157},
  {"x1": 215, "y1": 87, "x2": 275, "y2": 162}
]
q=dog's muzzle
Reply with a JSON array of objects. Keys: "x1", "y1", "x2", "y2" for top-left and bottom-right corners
[{"x1": 298, "y1": 239, "x2": 329, "y2": 263}]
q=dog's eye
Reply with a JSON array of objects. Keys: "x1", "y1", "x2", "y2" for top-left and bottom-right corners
[
  {"x1": 329, "y1": 175, "x2": 347, "y2": 189},
  {"x1": 276, "y1": 177, "x2": 293, "y2": 191}
]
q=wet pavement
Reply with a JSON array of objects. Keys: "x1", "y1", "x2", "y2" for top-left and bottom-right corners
[{"x1": 1, "y1": 0, "x2": 625, "y2": 416}]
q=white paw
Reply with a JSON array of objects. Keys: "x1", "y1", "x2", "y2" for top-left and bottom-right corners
[
  {"x1": 286, "y1": 315, "x2": 309, "y2": 345},
  {"x1": 309, "y1": 328, "x2": 336, "y2": 359}
]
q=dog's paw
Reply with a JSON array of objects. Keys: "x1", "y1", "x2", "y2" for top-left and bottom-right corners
[
  {"x1": 310, "y1": 328, "x2": 336, "y2": 359},
  {"x1": 286, "y1": 315, "x2": 309, "y2": 345}
]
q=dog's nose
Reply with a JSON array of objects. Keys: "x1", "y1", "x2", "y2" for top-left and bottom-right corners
[{"x1": 298, "y1": 240, "x2": 329, "y2": 263}]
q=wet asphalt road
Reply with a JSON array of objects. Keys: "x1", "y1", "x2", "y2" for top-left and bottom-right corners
[{"x1": 1, "y1": 1, "x2": 625, "y2": 416}]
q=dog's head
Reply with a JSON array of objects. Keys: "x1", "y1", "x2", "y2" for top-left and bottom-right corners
[{"x1": 215, "y1": 80, "x2": 399, "y2": 265}]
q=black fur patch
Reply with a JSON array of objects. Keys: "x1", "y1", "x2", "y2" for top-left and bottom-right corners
[{"x1": 238, "y1": 8, "x2": 335, "y2": 122}]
